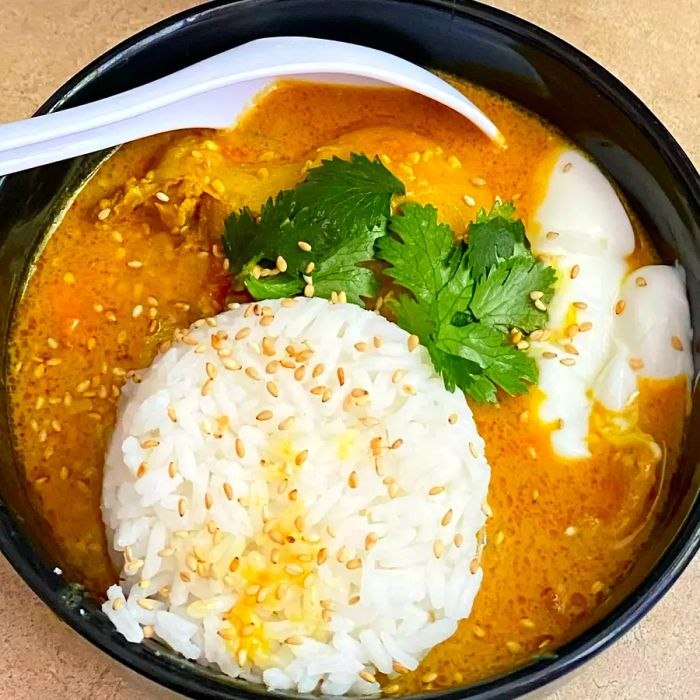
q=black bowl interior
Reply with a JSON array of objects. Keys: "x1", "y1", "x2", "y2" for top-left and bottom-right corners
[{"x1": 0, "y1": 1, "x2": 699, "y2": 699}]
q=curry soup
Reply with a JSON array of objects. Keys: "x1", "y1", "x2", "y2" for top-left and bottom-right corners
[{"x1": 7, "y1": 79, "x2": 687, "y2": 690}]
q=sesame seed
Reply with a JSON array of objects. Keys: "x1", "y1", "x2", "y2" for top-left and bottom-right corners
[
  {"x1": 469, "y1": 442, "x2": 479, "y2": 458},
  {"x1": 346, "y1": 558, "x2": 362, "y2": 570},
  {"x1": 285, "y1": 635, "x2": 303, "y2": 646},
  {"x1": 266, "y1": 381, "x2": 279, "y2": 397},
  {"x1": 204, "y1": 492, "x2": 213, "y2": 510},
  {"x1": 615, "y1": 300, "x2": 626, "y2": 315},
  {"x1": 441, "y1": 509, "x2": 453, "y2": 526},
  {"x1": 579, "y1": 321, "x2": 593, "y2": 332},
  {"x1": 591, "y1": 580, "x2": 606, "y2": 595},
  {"x1": 506, "y1": 641, "x2": 522, "y2": 654},
  {"x1": 201, "y1": 378, "x2": 213, "y2": 396},
  {"x1": 295, "y1": 449, "x2": 308, "y2": 466},
  {"x1": 278, "y1": 416, "x2": 295, "y2": 430},
  {"x1": 564, "y1": 344, "x2": 579, "y2": 355},
  {"x1": 304, "y1": 261, "x2": 315, "y2": 274},
  {"x1": 156, "y1": 191, "x2": 169, "y2": 202},
  {"x1": 433, "y1": 540, "x2": 444, "y2": 559},
  {"x1": 407, "y1": 334, "x2": 419, "y2": 352},
  {"x1": 294, "y1": 366, "x2": 306, "y2": 381},
  {"x1": 429, "y1": 485, "x2": 445, "y2": 496},
  {"x1": 636, "y1": 276, "x2": 648, "y2": 287},
  {"x1": 354, "y1": 342, "x2": 368, "y2": 352},
  {"x1": 276, "y1": 255, "x2": 288, "y2": 272},
  {"x1": 235, "y1": 327, "x2": 250, "y2": 340},
  {"x1": 463, "y1": 194, "x2": 476, "y2": 206},
  {"x1": 127, "y1": 260, "x2": 143, "y2": 269},
  {"x1": 348, "y1": 470, "x2": 358, "y2": 488},
  {"x1": 245, "y1": 367, "x2": 260, "y2": 380},
  {"x1": 672, "y1": 336, "x2": 684, "y2": 351},
  {"x1": 303, "y1": 283, "x2": 315, "y2": 297},
  {"x1": 534, "y1": 299, "x2": 547, "y2": 312},
  {"x1": 471, "y1": 177, "x2": 486, "y2": 187},
  {"x1": 256, "y1": 410, "x2": 273, "y2": 421},
  {"x1": 338, "y1": 291, "x2": 348, "y2": 304},
  {"x1": 298, "y1": 241, "x2": 312, "y2": 252},
  {"x1": 178, "y1": 498, "x2": 186, "y2": 517},
  {"x1": 448, "y1": 413, "x2": 458, "y2": 424},
  {"x1": 629, "y1": 357, "x2": 644, "y2": 370},
  {"x1": 97, "y1": 207, "x2": 111, "y2": 221},
  {"x1": 206, "y1": 362, "x2": 217, "y2": 379},
  {"x1": 358, "y1": 670, "x2": 376, "y2": 684},
  {"x1": 422, "y1": 672, "x2": 438, "y2": 684}
]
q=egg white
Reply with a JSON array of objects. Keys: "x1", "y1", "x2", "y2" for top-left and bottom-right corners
[{"x1": 529, "y1": 149, "x2": 692, "y2": 457}]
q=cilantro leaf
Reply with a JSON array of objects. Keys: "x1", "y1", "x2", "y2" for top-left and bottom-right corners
[
  {"x1": 295, "y1": 153, "x2": 404, "y2": 236},
  {"x1": 377, "y1": 203, "x2": 459, "y2": 306},
  {"x1": 467, "y1": 200, "x2": 528, "y2": 277},
  {"x1": 392, "y1": 295, "x2": 435, "y2": 340},
  {"x1": 470, "y1": 256, "x2": 557, "y2": 332},
  {"x1": 221, "y1": 206, "x2": 266, "y2": 278},
  {"x1": 222, "y1": 153, "x2": 403, "y2": 303},
  {"x1": 312, "y1": 230, "x2": 384, "y2": 305},
  {"x1": 245, "y1": 273, "x2": 303, "y2": 299}
]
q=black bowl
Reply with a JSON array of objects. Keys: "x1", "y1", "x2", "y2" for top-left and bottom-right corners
[{"x1": 1, "y1": 1, "x2": 699, "y2": 698}]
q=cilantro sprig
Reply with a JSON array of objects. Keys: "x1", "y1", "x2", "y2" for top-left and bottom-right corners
[
  {"x1": 379, "y1": 201, "x2": 556, "y2": 401},
  {"x1": 222, "y1": 154, "x2": 404, "y2": 304},
  {"x1": 221, "y1": 153, "x2": 556, "y2": 402}
]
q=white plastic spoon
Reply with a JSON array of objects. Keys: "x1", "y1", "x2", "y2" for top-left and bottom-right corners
[{"x1": 0, "y1": 37, "x2": 503, "y2": 176}]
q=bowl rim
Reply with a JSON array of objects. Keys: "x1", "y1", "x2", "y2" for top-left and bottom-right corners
[{"x1": 1, "y1": 0, "x2": 699, "y2": 698}]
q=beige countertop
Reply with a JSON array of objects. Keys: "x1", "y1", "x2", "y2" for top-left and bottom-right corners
[{"x1": 1, "y1": 1, "x2": 698, "y2": 698}]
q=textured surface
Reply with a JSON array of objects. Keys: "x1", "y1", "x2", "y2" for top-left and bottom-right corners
[{"x1": 0, "y1": 1, "x2": 698, "y2": 698}]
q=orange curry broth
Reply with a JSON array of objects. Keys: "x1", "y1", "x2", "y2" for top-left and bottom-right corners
[{"x1": 7, "y1": 80, "x2": 688, "y2": 687}]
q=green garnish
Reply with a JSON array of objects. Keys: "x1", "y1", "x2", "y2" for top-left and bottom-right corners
[
  {"x1": 221, "y1": 153, "x2": 556, "y2": 402},
  {"x1": 377, "y1": 202, "x2": 555, "y2": 402},
  {"x1": 222, "y1": 154, "x2": 404, "y2": 304}
]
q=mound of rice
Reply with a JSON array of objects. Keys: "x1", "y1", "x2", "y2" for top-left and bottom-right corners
[{"x1": 101, "y1": 297, "x2": 491, "y2": 695}]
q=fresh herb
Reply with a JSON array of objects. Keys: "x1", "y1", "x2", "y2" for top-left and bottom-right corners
[
  {"x1": 377, "y1": 201, "x2": 556, "y2": 402},
  {"x1": 221, "y1": 153, "x2": 556, "y2": 402},
  {"x1": 222, "y1": 154, "x2": 404, "y2": 304}
]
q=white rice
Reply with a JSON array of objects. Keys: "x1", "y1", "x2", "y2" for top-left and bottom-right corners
[{"x1": 101, "y1": 297, "x2": 491, "y2": 695}]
